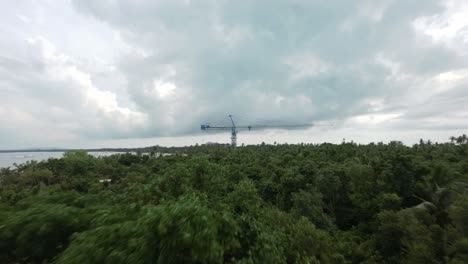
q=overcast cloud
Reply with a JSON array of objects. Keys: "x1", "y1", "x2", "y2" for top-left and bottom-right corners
[{"x1": 1, "y1": 0, "x2": 468, "y2": 148}]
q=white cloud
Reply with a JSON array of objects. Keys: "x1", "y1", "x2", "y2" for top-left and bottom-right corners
[
  {"x1": 16, "y1": 14, "x2": 31, "y2": 24},
  {"x1": 28, "y1": 36, "x2": 146, "y2": 125},
  {"x1": 153, "y1": 80, "x2": 177, "y2": 99},
  {"x1": 413, "y1": 0, "x2": 468, "y2": 54},
  {"x1": 350, "y1": 112, "x2": 403, "y2": 126},
  {"x1": 435, "y1": 69, "x2": 468, "y2": 83}
]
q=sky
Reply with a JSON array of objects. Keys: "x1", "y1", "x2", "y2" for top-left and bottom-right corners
[{"x1": 1, "y1": 0, "x2": 468, "y2": 149}]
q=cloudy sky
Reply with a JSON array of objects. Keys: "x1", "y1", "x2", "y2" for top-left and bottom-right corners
[{"x1": 1, "y1": 0, "x2": 468, "y2": 149}]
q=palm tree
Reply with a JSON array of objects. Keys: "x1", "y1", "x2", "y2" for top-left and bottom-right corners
[
  {"x1": 449, "y1": 136, "x2": 456, "y2": 144},
  {"x1": 413, "y1": 168, "x2": 468, "y2": 262},
  {"x1": 455, "y1": 134, "x2": 468, "y2": 145}
]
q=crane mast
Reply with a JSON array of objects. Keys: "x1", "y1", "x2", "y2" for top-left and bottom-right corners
[
  {"x1": 201, "y1": 115, "x2": 311, "y2": 147},
  {"x1": 229, "y1": 115, "x2": 237, "y2": 147}
]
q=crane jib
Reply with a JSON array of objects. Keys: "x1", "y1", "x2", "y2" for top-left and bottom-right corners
[{"x1": 200, "y1": 115, "x2": 313, "y2": 147}]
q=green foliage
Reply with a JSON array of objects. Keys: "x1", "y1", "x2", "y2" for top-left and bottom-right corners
[
  {"x1": 58, "y1": 195, "x2": 239, "y2": 264},
  {"x1": 1, "y1": 139, "x2": 468, "y2": 263},
  {"x1": 375, "y1": 209, "x2": 438, "y2": 263},
  {"x1": 0, "y1": 204, "x2": 87, "y2": 263}
]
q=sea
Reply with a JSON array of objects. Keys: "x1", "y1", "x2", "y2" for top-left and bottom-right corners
[{"x1": 0, "y1": 151, "x2": 124, "y2": 168}]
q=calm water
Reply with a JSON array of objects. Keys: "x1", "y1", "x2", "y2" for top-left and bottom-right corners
[{"x1": 0, "y1": 152, "x2": 124, "y2": 168}]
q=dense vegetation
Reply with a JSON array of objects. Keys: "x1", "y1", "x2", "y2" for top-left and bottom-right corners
[{"x1": 1, "y1": 137, "x2": 468, "y2": 263}]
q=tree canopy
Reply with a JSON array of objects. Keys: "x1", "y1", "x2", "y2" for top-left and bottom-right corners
[{"x1": 1, "y1": 138, "x2": 468, "y2": 263}]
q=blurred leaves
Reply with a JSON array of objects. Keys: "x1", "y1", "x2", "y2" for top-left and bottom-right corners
[{"x1": 0, "y1": 140, "x2": 468, "y2": 263}]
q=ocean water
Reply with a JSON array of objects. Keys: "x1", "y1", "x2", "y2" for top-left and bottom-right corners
[{"x1": 0, "y1": 152, "x2": 124, "y2": 168}]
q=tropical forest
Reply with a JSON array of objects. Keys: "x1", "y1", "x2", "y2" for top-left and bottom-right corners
[{"x1": 1, "y1": 137, "x2": 468, "y2": 264}]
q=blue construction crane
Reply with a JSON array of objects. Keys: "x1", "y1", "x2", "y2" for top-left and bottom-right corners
[{"x1": 201, "y1": 115, "x2": 312, "y2": 147}]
